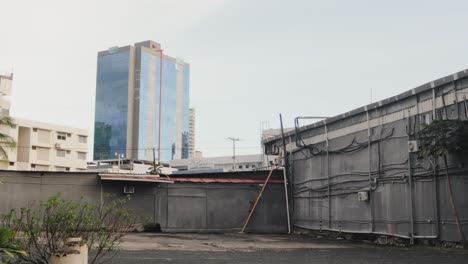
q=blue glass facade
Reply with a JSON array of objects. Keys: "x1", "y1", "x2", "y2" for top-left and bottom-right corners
[
  {"x1": 136, "y1": 50, "x2": 189, "y2": 162},
  {"x1": 159, "y1": 57, "x2": 178, "y2": 161},
  {"x1": 94, "y1": 50, "x2": 130, "y2": 160},
  {"x1": 94, "y1": 41, "x2": 189, "y2": 163},
  {"x1": 181, "y1": 65, "x2": 190, "y2": 159}
]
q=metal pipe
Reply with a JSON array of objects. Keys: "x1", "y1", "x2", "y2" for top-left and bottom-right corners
[
  {"x1": 432, "y1": 88, "x2": 436, "y2": 119},
  {"x1": 282, "y1": 167, "x2": 291, "y2": 234},
  {"x1": 464, "y1": 96, "x2": 468, "y2": 119},
  {"x1": 406, "y1": 114, "x2": 415, "y2": 244},
  {"x1": 366, "y1": 111, "x2": 374, "y2": 233},
  {"x1": 293, "y1": 224, "x2": 412, "y2": 239},
  {"x1": 288, "y1": 139, "x2": 295, "y2": 221},
  {"x1": 433, "y1": 156, "x2": 440, "y2": 239},
  {"x1": 279, "y1": 114, "x2": 291, "y2": 234},
  {"x1": 325, "y1": 121, "x2": 331, "y2": 229},
  {"x1": 454, "y1": 81, "x2": 459, "y2": 119}
]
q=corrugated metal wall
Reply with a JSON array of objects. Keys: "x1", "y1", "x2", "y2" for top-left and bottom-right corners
[
  {"x1": 266, "y1": 71, "x2": 468, "y2": 242},
  {"x1": 0, "y1": 171, "x2": 287, "y2": 233}
]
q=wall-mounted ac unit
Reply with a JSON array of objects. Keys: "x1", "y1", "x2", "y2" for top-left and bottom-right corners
[
  {"x1": 408, "y1": 140, "x2": 419, "y2": 153},
  {"x1": 123, "y1": 186, "x2": 134, "y2": 194},
  {"x1": 357, "y1": 191, "x2": 369, "y2": 202}
]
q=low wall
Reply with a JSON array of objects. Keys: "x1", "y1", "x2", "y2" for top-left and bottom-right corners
[{"x1": 0, "y1": 170, "x2": 287, "y2": 233}]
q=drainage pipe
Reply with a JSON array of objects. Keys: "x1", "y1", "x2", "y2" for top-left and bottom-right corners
[
  {"x1": 366, "y1": 110, "x2": 375, "y2": 233},
  {"x1": 406, "y1": 113, "x2": 415, "y2": 244},
  {"x1": 325, "y1": 121, "x2": 331, "y2": 229},
  {"x1": 279, "y1": 113, "x2": 291, "y2": 234},
  {"x1": 282, "y1": 167, "x2": 291, "y2": 234}
]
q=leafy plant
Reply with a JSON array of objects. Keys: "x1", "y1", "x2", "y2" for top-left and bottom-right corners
[
  {"x1": 0, "y1": 228, "x2": 26, "y2": 261},
  {"x1": 0, "y1": 115, "x2": 16, "y2": 162},
  {"x1": 418, "y1": 120, "x2": 468, "y2": 248},
  {"x1": 2, "y1": 194, "x2": 135, "y2": 264},
  {"x1": 147, "y1": 162, "x2": 162, "y2": 175}
]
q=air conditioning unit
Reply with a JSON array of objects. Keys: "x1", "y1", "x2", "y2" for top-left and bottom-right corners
[
  {"x1": 123, "y1": 186, "x2": 134, "y2": 194},
  {"x1": 408, "y1": 140, "x2": 419, "y2": 153},
  {"x1": 54, "y1": 143, "x2": 61, "y2": 149},
  {"x1": 357, "y1": 191, "x2": 369, "y2": 202}
]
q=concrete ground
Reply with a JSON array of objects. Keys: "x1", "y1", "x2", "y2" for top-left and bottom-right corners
[{"x1": 107, "y1": 233, "x2": 468, "y2": 264}]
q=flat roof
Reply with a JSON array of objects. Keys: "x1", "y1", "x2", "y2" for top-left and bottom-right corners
[
  {"x1": 99, "y1": 169, "x2": 284, "y2": 184},
  {"x1": 99, "y1": 174, "x2": 174, "y2": 183}
]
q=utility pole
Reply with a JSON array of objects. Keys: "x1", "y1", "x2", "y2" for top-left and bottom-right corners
[
  {"x1": 152, "y1": 147, "x2": 157, "y2": 175},
  {"x1": 227, "y1": 137, "x2": 240, "y2": 171},
  {"x1": 114, "y1": 152, "x2": 124, "y2": 173}
]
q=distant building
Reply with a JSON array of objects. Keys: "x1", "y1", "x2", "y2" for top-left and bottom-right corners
[
  {"x1": 170, "y1": 154, "x2": 276, "y2": 173},
  {"x1": 0, "y1": 118, "x2": 88, "y2": 171},
  {"x1": 87, "y1": 158, "x2": 176, "y2": 174},
  {"x1": 188, "y1": 108, "x2": 195, "y2": 158},
  {"x1": 0, "y1": 74, "x2": 88, "y2": 172},
  {"x1": 194, "y1": 150, "x2": 203, "y2": 158},
  {"x1": 94, "y1": 40, "x2": 190, "y2": 163},
  {"x1": 0, "y1": 73, "x2": 12, "y2": 116}
]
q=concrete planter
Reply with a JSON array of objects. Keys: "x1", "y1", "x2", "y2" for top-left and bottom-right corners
[
  {"x1": 50, "y1": 237, "x2": 88, "y2": 264},
  {"x1": 50, "y1": 249, "x2": 81, "y2": 264}
]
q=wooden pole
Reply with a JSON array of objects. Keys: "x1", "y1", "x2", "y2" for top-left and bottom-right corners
[{"x1": 241, "y1": 168, "x2": 276, "y2": 233}]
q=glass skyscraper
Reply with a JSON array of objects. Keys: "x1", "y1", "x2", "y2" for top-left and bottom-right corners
[{"x1": 94, "y1": 41, "x2": 190, "y2": 162}]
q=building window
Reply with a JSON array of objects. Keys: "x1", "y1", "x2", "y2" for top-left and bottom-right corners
[
  {"x1": 56, "y1": 149, "x2": 66, "y2": 157},
  {"x1": 9, "y1": 162, "x2": 14, "y2": 166},
  {"x1": 238, "y1": 165, "x2": 243, "y2": 169},
  {"x1": 66, "y1": 167, "x2": 70, "y2": 172},
  {"x1": 33, "y1": 128, "x2": 38, "y2": 132},
  {"x1": 57, "y1": 132, "x2": 66, "y2": 140},
  {"x1": 32, "y1": 146, "x2": 36, "y2": 150},
  {"x1": 78, "y1": 152, "x2": 87, "y2": 160},
  {"x1": 246, "y1": 164, "x2": 250, "y2": 169},
  {"x1": 66, "y1": 150, "x2": 71, "y2": 154},
  {"x1": 78, "y1": 135, "x2": 87, "y2": 143},
  {"x1": 31, "y1": 164, "x2": 36, "y2": 168}
]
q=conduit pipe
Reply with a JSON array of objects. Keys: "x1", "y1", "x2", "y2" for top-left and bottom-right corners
[{"x1": 406, "y1": 112, "x2": 415, "y2": 244}]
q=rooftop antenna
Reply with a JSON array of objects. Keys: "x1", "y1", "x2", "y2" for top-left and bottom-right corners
[{"x1": 9, "y1": 65, "x2": 14, "y2": 78}]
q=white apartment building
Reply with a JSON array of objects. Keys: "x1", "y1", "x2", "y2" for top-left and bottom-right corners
[
  {"x1": 170, "y1": 154, "x2": 277, "y2": 173},
  {"x1": 188, "y1": 108, "x2": 195, "y2": 158},
  {"x1": 0, "y1": 73, "x2": 88, "y2": 172},
  {"x1": 0, "y1": 118, "x2": 88, "y2": 171}
]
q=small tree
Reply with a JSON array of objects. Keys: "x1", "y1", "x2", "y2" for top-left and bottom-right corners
[
  {"x1": 147, "y1": 162, "x2": 162, "y2": 175},
  {"x1": 2, "y1": 194, "x2": 135, "y2": 263},
  {"x1": 418, "y1": 120, "x2": 468, "y2": 247}
]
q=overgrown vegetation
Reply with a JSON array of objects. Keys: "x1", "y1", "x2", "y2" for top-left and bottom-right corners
[
  {"x1": 1, "y1": 194, "x2": 135, "y2": 263},
  {"x1": 418, "y1": 120, "x2": 468, "y2": 248}
]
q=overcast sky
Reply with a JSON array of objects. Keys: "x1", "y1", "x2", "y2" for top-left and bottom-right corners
[{"x1": 1, "y1": 0, "x2": 468, "y2": 158}]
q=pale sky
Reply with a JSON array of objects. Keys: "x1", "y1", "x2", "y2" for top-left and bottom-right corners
[{"x1": 1, "y1": 0, "x2": 468, "y2": 158}]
